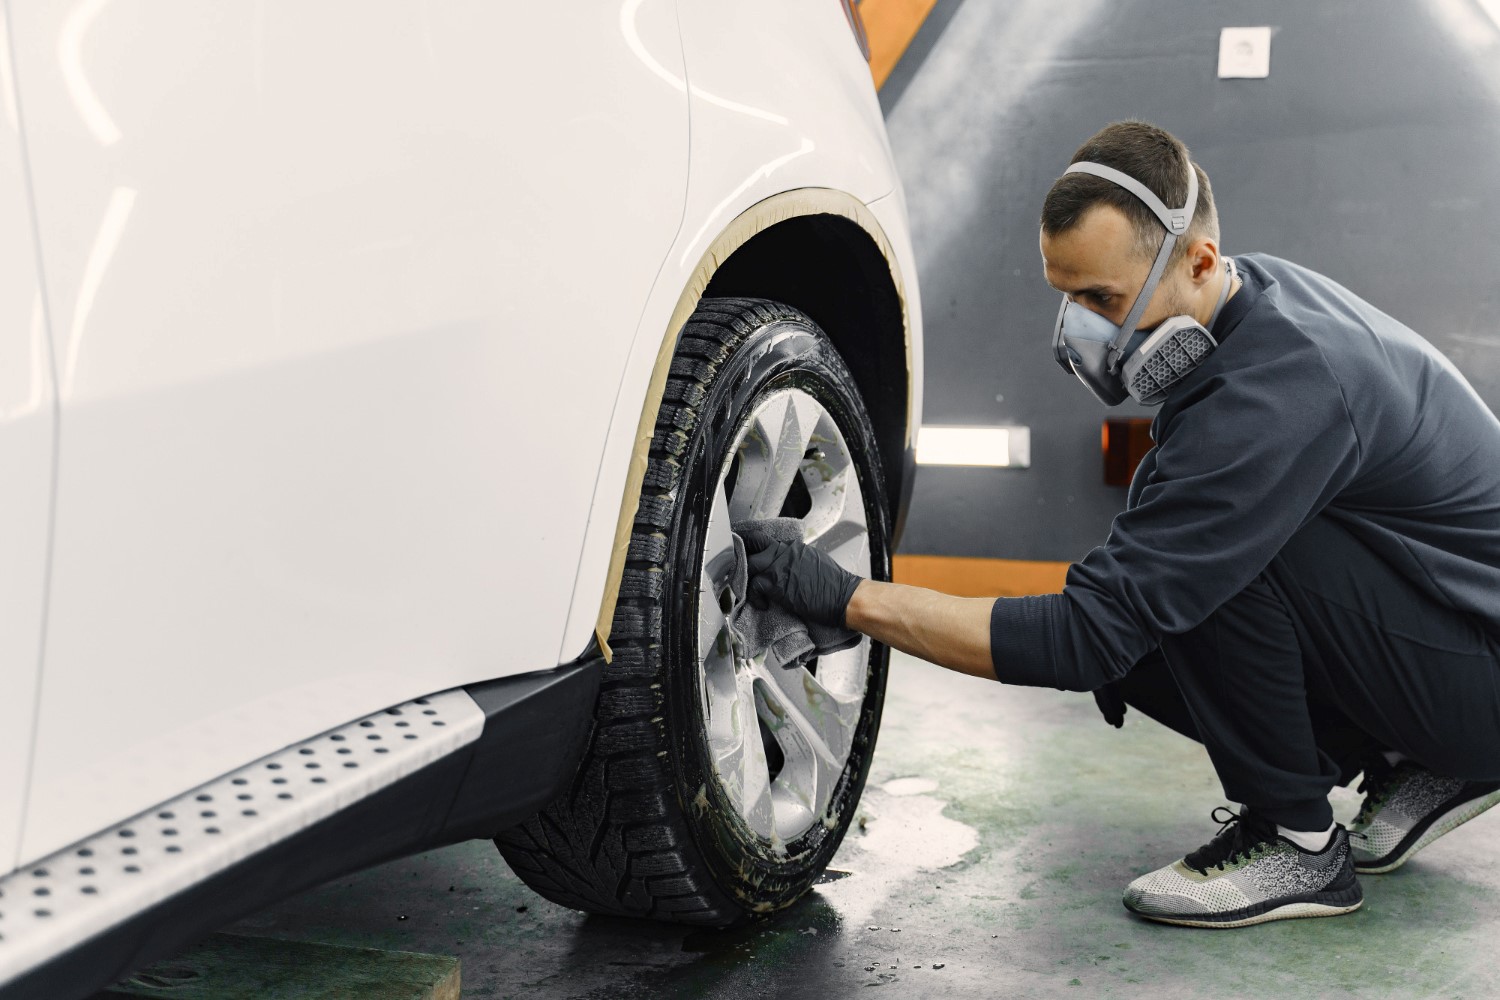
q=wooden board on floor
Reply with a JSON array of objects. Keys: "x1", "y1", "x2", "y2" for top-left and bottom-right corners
[{"x1": 99, "y1": 933, "x2": 460, "y2": 1000}]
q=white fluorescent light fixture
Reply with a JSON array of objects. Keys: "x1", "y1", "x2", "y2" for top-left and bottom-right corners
[{"x1": 916, "y1": 425, "x2": 1031, "y2": 468}]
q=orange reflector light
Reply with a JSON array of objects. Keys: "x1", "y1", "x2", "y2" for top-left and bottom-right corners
[{"x1": 1102, "y1": 418, "x2": 1153, "y2": 487}]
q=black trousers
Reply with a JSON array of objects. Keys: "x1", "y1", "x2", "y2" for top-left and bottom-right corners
[{"x1": 1113, "y1": 515, "x2": 1500, "y2": 830}]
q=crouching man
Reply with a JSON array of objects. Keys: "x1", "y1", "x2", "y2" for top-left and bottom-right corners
[{"x1": 742, "y1": 120, "x2": 1500, "y2": 928}]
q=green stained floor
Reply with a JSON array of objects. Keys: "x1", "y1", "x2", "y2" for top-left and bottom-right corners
[
  {"x1": 224, "y1": 652, "x2": 1500, "y2": 999},
  {"x1": 104, "y1": 934, "x2": 460, "y2": 1000}
]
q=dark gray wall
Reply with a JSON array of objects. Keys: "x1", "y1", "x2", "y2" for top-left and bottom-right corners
[{"x1": 884, "y1": 0, "x2": 1500, "y2": 562}]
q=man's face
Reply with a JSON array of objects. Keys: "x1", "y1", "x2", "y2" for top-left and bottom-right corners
[{"x1": 1039, "y1": 204, "x2": 1190, "y2": 329}]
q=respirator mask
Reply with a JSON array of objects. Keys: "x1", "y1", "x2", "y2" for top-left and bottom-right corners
[{"x1": 1049, "y1": 160, "x2": 1235, "y2": 407}]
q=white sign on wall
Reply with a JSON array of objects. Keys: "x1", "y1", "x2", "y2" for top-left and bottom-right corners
[{"x1": 1218, "y1": 26, "x2": 1273, "y2": 79}]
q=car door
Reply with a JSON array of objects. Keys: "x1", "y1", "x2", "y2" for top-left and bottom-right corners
[
  {"x1": 0, "y1": 8, "x2": 55, "y2": 874},
  {"x1": 9, "y1": 0, "x2": 688, "y2": 863}
]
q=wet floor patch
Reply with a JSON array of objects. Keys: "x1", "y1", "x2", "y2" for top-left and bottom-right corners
[
  {"x1": 880, "y1": 775, "x2": 940, "y2": 797},
  {"x1": 854, "y1": 782, "x2": 979, "y2": 868},
  {"x1": 805, "y1": 774, "x2": 981, "y2": 931}
]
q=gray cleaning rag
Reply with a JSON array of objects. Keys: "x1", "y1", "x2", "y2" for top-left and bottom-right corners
[{"x1": 728, "y1": 517, "x2": 861, "y2": 670}]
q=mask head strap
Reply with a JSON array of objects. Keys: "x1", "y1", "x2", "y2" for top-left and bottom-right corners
[
  {"x1": 1064, "y1": 162, "x2": 1197, "y2": 235},
  {"x1": 1062, "y1": 160, "x2": 1199, "y2": 371},
  {"x1": 1206, "y1": 255, "x2": 1237, "y2": 331}
]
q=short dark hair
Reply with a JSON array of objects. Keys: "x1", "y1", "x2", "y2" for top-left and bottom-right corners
[{"x1": 1040, "y1": 121, "x2": 1219, "y2": 262}]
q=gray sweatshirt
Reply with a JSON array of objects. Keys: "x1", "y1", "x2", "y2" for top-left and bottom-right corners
[{"x1": 990, "y1": 253, "x2": 1500, "y2": 690}]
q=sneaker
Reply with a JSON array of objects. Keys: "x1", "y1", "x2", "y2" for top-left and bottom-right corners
[
  {"x1": 1348, "y1": 759, "x2": 1500, "y2": 874},
  {"x1": 1123, "y1": 808, "x2": 1363, "y2": 928}
]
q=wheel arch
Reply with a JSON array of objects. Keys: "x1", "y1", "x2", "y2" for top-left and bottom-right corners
[
  {"x1": 702, "y1": 212, "x2": 912, "y2": 532},
  {"x1": 591, "y1": 188, "x2": 916, "y2": 659}
]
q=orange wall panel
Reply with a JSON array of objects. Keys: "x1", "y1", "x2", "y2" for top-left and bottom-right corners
[
  {"x1": 892, "y1": 555, "x2": 1069, "y2": 597},
  {"x1": 861, "y1": 0, "x2": 940, "y2": 89}
]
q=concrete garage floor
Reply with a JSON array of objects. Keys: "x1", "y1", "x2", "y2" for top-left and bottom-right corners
[{"x1": 224, "y1": 652, "x2": 1500, "y2": 999}]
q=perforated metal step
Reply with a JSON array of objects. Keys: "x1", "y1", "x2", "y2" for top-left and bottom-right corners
[{"x1": 0, "y1": 688, "x2": 483, "y2": 988}]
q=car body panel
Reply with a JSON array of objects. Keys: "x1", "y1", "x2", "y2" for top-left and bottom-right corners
[
  {"x1": 10, "y1": 0, "x2": 689, "y2": 864},
  {"x1": 557, "y1": 0, "x2": 909, "y2": 659},
  {"x1": 0, "y1": 2, "x2": 55, "y2": 874}
]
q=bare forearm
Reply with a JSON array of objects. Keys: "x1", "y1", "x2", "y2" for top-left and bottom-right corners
[{"x1": 843, "y1": 580, "x2": 996, "y2": 680}]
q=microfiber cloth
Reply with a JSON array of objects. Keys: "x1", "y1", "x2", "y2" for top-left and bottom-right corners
[{"x1": 727, "y1": 517, "x2": 861, "y2": 670}]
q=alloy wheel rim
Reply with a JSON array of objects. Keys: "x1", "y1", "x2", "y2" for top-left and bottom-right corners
[{"x1": 695, "y1": 386, "x2": 872, "y2": 846}]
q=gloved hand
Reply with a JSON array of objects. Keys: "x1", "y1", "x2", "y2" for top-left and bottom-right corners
[{"x1": 740, "y1": 528, "x2": 864, "y2": 629}]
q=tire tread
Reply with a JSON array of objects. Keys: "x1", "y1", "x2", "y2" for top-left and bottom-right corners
[{"x1": 495, "y1": 298, "x2": 804, "y2": 925}]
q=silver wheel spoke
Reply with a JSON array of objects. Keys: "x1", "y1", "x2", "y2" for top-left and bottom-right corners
[
  {"x1": 703, "y1": 481, "x2": 737, "y2": 588},
  {"x1": 805, "y1": 513, "x2": 870, "y2": 577},
  {"x1": 710, "y1": 667, "x2": 775, "y2": 838},
  {"x1": 803, "y1": 448, "x2": 867, "y2": 560},
  {"x1": 802, "y1": 421, "x2": 868, "y2": 575},
  {"x1": 700, "y1": 641, "x2": 739, "y2": 738},
  {"x1": 697, "y1": 565, "x2": 731, "y2": 664},
  {"x1": 753, "y1": 656, "x2": 859, "y2": 771},
  {"x1": 699, "y1": 482, "x2": 739, "y2": 659},
  {"x1": 798, "y1": 409, "x2": 856, "y2": 523},
  {"x1": 808, "y1": 635, "x2": 871, "y2": 700},
  {"x1": 728, "y1": 392, "x2": 821, "y2": 522}
]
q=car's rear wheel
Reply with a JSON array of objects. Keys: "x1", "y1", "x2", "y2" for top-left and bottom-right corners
[{"x1": 495, "y1": 297, "x2": 890, "y2": 925}]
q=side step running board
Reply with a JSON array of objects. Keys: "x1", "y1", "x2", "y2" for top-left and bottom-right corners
[
  {"x1": 0, "y1": 689, "x2": 483, "y2": 992},
  {"x1": 0, "y1": 656, "x2": 603, "y2": 1000}
]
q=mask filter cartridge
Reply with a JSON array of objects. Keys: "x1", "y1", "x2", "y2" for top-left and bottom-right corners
[{"x1": 1118, "y1": 257, "x2": 1235, "y2": 405}]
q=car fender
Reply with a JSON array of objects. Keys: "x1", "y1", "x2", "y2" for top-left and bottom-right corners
[{"x1": 559, "y1": 186, "x2": 921, "y2": 663}]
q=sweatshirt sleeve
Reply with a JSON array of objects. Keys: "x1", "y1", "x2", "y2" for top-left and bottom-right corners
[{"x1": 989, "y1": 343, "x2": 1362, "y2": 691}]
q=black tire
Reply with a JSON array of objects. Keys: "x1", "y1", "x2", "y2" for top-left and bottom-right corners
[{"x1": 495, "y1": 297, "x2": 891, "y2": 926}]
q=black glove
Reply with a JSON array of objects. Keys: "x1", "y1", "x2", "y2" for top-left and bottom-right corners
[
  {"x1": 1093, "y1": 681, "x2": 1127, "y2": 729},
  {"x1": 740, "y1": 529, "x2": 863, "y2": 629}
]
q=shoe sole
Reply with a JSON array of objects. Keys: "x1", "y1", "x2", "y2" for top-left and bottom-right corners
[
  {"x1": 1132, "y1": 898, "x2": 1364, "y2": 929},
  {"x1": 1355, "y1": 787, "x2": 1500, "y2": 874},
  {"x1": 1124, "y1": 878, "x2": 1363, "y2": 929}
]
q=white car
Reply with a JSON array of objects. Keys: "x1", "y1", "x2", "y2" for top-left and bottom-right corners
[{"x1": 0, "y1": 2, "x2": 923, "y2": 995}]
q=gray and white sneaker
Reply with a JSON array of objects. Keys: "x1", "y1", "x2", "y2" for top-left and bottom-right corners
[
  {"x1": 1123, "y1": 808, "x2": 1362, "y2": 928},
  {"x1": 1349, "y1": 759, "x2": 1500, "y2": 874}
]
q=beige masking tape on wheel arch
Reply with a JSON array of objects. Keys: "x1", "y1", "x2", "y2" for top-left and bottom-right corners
[{"x1": 594, "y1": 187, "x2": 913, "y2": 661}]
